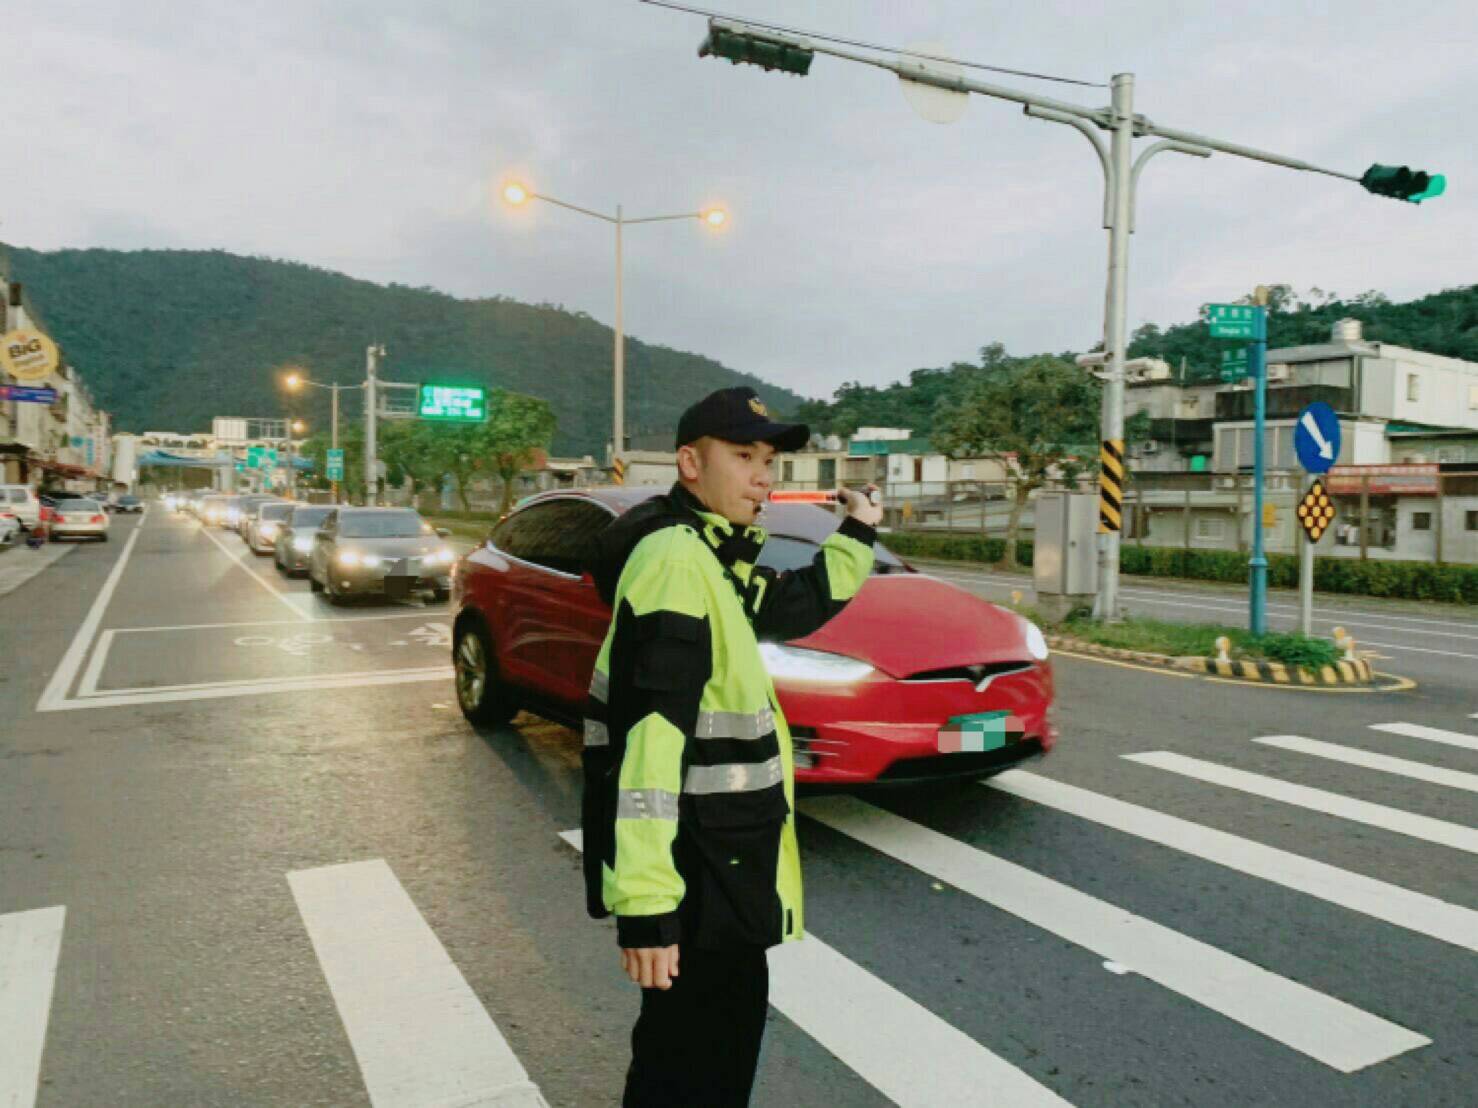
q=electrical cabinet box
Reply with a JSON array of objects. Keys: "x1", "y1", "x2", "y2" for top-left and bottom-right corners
[{"x1": 1033, "y1": 490, "x2": 1099, "y2": 599}]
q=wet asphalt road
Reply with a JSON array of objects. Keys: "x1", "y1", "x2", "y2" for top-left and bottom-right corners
[{"x1": 1, "y1": 507, "x2": 1474, "y2": 1107}]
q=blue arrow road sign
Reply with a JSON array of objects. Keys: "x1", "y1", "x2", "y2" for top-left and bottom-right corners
[
  {"x1": 0, "y1": 384, "x2": 58, "y2": 403},
  {"x1": 1295, "y1": 401, "x2": 1341, "y2": 474}
]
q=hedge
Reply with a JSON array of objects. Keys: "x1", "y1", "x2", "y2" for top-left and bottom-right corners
[{"x1": 883, "y1": 531, "x2": 1478, "y2": 604}]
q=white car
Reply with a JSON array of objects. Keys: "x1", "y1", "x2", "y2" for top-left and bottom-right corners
[
  {"x1": 0, "y1": 485, "x2": 41, "y2": 530},
  {"x1": 50, "y1": 498, "x2": 110, "y2": 541},
  {"x1": 0, "y1": 511, "x2": 19, "y2": 546}
]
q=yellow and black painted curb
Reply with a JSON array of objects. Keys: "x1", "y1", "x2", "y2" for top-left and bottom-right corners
[
  {"x1": 1176, "y1": 656, "x2": 1375, "y2": 686},
  {"x1": 1047, "y1": 634, "x2": 1378, "y2": 687}
]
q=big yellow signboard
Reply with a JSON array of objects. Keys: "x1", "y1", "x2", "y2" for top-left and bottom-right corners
[{"x1": 0, "y1": 329, "x2": 60, "y2": 382}]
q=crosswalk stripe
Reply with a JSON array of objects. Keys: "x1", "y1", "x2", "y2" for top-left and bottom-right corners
[
  {"x1": 1125, "y1": 752, "x2": 1478, "y2": 855},
  {"x1": 555, "y1": 831, "x2": 1068, "y2": 1106},
  {"x1": 287, "y1": 860, "x2": 548, "y2": 1107},
  {"x1": 1255, "y1": 735, "x2": 1478, "y2": 794},
  {"x1": 0, "y1": 906, "x2": 66, "y2": 1108},
  {"x1": 986, "y1": 770, "x2": 1478, "y2": 954},
  {"x1": 1369, "y1": 722, "x2": 1478, "y2": 753},
  {"x1": 802, "y1": 795, "x2": 1430, "y2": 1073}
]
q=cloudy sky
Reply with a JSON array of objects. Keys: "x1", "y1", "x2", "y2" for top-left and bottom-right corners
[{"x1": 7, "y1": 0, "x2": 1475, "y2": 401}]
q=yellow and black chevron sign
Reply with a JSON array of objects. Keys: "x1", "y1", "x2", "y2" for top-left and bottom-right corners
[
  {"x1": 611, "y1": 456, "x2": 626, "y2": 485},
  {"x1": 1098, "y1": 438, "x2": 1124, "y2": 533}
]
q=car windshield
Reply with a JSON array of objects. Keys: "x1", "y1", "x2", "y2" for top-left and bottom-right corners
[
  {"x1": 259, "y1": 503, "x2": 292, "y2": 521},
  {"x1": 758, "y1": 534, "x2": 904, "y2": 575},
  {"x1": 288, "y1": 507, "x2": 332, "y2": 527},
  {"x1": 339, "y1": 510, "x2": 426, "y2": 538},
  {"x1": 60, "y1": 500, "x2": 99, "y2": 510},
  {"x1": 119, "y1": 496, "x2": 139, "y2": 504}
]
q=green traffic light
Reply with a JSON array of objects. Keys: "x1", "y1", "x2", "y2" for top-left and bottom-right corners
[
  {"x1": 699, "y1": 27, "x2": 813, "y2": 76},
  {"x1": 1360, "y1": 163, "x2": 1445, "y2": 203}
]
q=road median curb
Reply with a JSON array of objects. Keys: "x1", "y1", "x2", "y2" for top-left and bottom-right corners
[{"x1": 1047, "y1": 634, "x2": 1375, "y2": 687}]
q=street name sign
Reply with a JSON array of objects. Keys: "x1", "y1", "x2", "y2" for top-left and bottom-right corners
[
  {"x1": 1206, "y1": 304, "x2": 1260, "y2": 340},
  {"x1": 1219, "y1": 348, "x2": 1250, "y2": 382},
  {"x1": 1294, "y1": 401, "x2": 1341, "y2": 474},
  {"x1": 0, "y1": 328, "x2": 60, "y2": 382},
  {"x1": 326, "y1": 449, "x2": 345, "y2": 481},
  {"x1": 0, "y1": 384, "x2": 58, "y2": 403},
  {"x1": 418, "y1": 383, "x2": 487, "y2": 422}
]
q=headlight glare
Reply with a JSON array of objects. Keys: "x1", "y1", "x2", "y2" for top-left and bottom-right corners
[
  {"x1": 293, "y1": 535, "x2": 314, "y2": 553},
  {"x1": 758, "y1": 643, "x2": 874, "y2": 684}
]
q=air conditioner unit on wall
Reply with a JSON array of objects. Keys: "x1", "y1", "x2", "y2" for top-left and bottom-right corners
[
  {"x1": 1139, "y1": 441, "x2": 1160, "y2": 454},
  {"x1": 1266, "y1": 363, "x2": 1291, "y2": 382}
]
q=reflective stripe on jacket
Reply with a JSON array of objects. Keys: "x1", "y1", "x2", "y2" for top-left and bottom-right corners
[{"x1": 581, "y1": 483, "x2": 875, "y2": 949}]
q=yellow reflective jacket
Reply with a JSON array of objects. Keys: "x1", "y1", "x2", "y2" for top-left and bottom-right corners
[{"x1": 581, "y1": 483, "x2": 875, "y2": 949}]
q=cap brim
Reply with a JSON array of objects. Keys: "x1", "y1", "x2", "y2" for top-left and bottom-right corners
[{"x1": 714, "y1": 421, "x2": 810, "y2": 453}]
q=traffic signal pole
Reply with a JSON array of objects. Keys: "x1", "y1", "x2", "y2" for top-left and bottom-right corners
[
  {"x1": 677, "y1": 10, "x2": 1444, "y2": 623},
  {"x1": 1250, "y1": 304, "x2": 1269, "y2": 636}
]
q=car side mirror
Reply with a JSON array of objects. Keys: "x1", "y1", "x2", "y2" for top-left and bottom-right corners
[{"x1": 436, "y1": 527, "x2": 451, "y2": 539}]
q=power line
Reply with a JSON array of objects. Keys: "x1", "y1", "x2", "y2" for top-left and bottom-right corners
[{"x1": 638, "y1": 0, "x2": 1107, "y2": 89}]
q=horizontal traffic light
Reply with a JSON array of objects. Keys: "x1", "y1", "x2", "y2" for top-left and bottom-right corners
[
  {"x1": 698, "y1": 26, "x2": 813, "y2": 75},
  {"x1": 1360, "y1": 163, "x2": 1446, "y2": 204}
]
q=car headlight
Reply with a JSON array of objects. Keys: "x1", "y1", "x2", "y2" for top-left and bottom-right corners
[
  {"x1": 1021, "y1": 619, "x2": 1050, "y2": 661},
  {"x1": 427, "y1": 547, "x2": 455, "y2": 565},
  {"x1": 758, "y1": 643, "x2": 874, "y2": 684},
  {"x1": 260, "y1": 523, "x2": 279, "y2": 539},
  {"x1": 293, "y1": 535, "x2": 314, "y2": 553},
  {"x1": 337, "y1": 550, "x2": 361, "y2": 567}
]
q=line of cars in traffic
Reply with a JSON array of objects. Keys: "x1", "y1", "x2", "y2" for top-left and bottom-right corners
[
  {"x1": 168, "y1": 489, "x2": 458, "y2": 604},
  {"x1": 1, "y1": 484, "x2": 121, "y2": 543}
]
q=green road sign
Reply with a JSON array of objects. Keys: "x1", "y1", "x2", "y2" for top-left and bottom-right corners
[
  {"x1": 418, "y1": 383, "x2": 487, "y2": 422},
  {"x1": 1207, "y1": 304, "x2": 1260, "y2": 340},
  {"x1": 1219, "y1": 347, "x2": 1250, "y2": 382},
  {"x1": 326, "y1": 448, "x2": 345, "y2": 481},
  {"x1": 246, "y1": 446, "x2": 279, "y2": 470}
]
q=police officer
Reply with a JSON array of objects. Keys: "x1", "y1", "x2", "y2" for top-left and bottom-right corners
[{"x1": 581, "y1": 386, "x2": 883, "y2": 1106}]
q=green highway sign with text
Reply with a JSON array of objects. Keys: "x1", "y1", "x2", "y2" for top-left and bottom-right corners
[
  {"x1": 1220, "y1": 347, "x2": 1250, "y2": 382},
  {"x1": 1207, "y1": 304, "x2": 1261, "y2": 340},
  {"x1": 418, "y1": 383, "x2": 487, "y2": 422},
  {"x1": 326, "y1": 449, "x2": 345, "y2": 481},
  {"x1": 246, "y1": 446, "x2": 278, "y2": 469}
]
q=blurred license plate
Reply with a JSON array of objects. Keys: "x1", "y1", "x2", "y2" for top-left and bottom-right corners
[{"x1": 938, "y1": 711, "x2": 1023, "y2": 753}]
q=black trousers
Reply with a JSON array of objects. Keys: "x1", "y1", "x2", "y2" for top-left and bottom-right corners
[{"x1": 623, "y1": 945, "x2": 769, "y2": 1108}]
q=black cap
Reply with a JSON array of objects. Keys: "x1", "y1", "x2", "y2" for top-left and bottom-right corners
[{"x1": 675, "y1": 387, "x2": 809, "y2": 453}]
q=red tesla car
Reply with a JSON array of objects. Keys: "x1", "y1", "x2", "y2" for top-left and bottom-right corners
[{"x1": 450, "y1": 487, "x2": 1055, "y2": 785}]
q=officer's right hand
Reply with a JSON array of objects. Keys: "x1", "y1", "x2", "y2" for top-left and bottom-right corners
[{"x1": 621, "y1": 945, "x2": 680, "y2": 989}]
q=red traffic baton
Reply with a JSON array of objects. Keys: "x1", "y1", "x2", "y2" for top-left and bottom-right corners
[{"x1": 769, "y1": 487, "x2": 880, "y2": 506}]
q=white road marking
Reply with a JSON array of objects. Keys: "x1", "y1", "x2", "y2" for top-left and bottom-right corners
[
  {"x1": 198, "y1": 523, "x2": 312, "y2": 622},
  {"x1": 986, "y1": 770, "x2": 1478, "y2": 954},
  {"x1": 109, "y1": 611, "x2": 443, "y2": 635},
  {"x1": 0, "y1": 906, "x2": 66, "y2": 1108},
  {"x1": 42, "y1": 666, "x2": 451, "y2": 712},
  {"x1": 555, "y1": 831, "x2": 1067, "y2": 1105},
  {"x1": 288, "y1": 859, "x2": 548, "y2": 1108},
  {"x1": 801, "y1": 795, "x2": 1430, "y2": 1073},
  {"x1": 1370, "y1": 722, "x2": 1478, "y2": 754},
  {"x1": 1254, "y1": 735, "x2": 1478, "y2": 794},
  {"x1": 1124, "y1": 752, "x2": 1478, "y2": 855},
  {"x1": 36, "y1": 517, "x2": 143, "y2": 711},
  {"x1": 76, "y1": 628, "x2": 115, "y2": 697}
]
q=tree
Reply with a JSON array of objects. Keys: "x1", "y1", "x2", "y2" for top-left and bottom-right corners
[
  {"x1": 483, "y1": 388, "x2": 557, "y2": 514},
  {"x1": 380, "y1": 422, "x2": 449, "y2": 507},
  {"x1": 298, "y1": 427, "x2": 366, "y2": 501},
  {"x1": 931, "y1": 355, "x2": 1102, "y2": 569}
]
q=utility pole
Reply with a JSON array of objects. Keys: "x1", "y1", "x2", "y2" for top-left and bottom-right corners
[
  {"x1": 364, "y1": 344, "x2": 383, "y2": 505},
  {"x1": 614, "y1": 204, "x2": 625, "y2": 469},
  {"x1": 677, "y1": 11, "x2": 1445, "y2": 623}
]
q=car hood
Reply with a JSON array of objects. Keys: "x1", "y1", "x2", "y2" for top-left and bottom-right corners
[
  {"x1": 790, "y1": 574, "x2": 1033, "y2": 679},
  {"x1": 341, "y1": 536, "x2": 442, "y2": 558}
]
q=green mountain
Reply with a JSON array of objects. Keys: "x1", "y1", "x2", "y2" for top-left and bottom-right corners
[{"x1": 1, "y1": 246, "x2": 807, "y2": 456}]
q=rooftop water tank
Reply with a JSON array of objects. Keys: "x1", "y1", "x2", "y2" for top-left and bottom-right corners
[{"x1": 1331, "y1": 318, "x2": 1364, "y2": 343}]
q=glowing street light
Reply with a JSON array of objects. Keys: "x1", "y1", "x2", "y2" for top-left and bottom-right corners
[{"x1": 496, "y1": 178, "x2": 731, "y2": 478}]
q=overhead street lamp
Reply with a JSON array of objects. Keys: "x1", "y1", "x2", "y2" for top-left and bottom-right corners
[
  {"x1": 501, "y1": 179, "x2": 728, "y2": 476},
  {"x1": 282, "y1": 367, "x2": 358, "y2": 501}
]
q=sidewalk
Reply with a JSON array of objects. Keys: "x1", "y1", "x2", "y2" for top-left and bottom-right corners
[{"x1": 0, "y1": 541, "x2": 74, "y2": 599}]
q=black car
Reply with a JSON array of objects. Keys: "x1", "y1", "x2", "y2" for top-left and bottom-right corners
[
  {"x1": 111, "y1": 495, "x2": 144, "y2": 514},
  {"x1": 273, "y1": 504, "x2": 336, "y2": 577}
]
